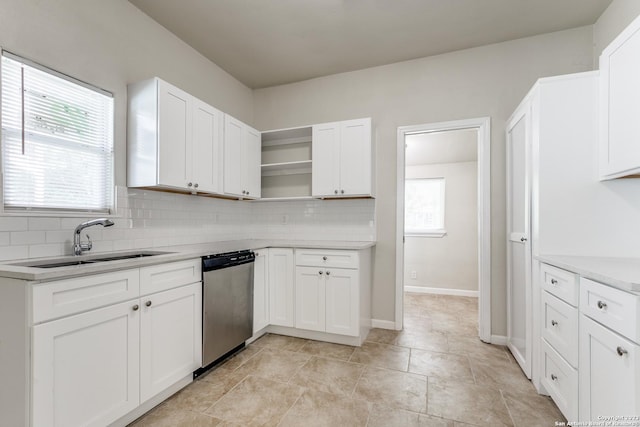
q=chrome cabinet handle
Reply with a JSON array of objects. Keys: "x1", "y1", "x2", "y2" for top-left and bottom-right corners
[
  {"x1": 341, "y1": 189, "x2": 344, "y2": 194},
  {"x1": 617, "y1": 346, "x2": 628, "y2": 357},
  {"x1": 551, "y1": 320, "x2": 558, "y2": 326},
  {"x1": 132, "y1": 304, "x2": 139, "y2": 311},
  {"x1": 520, "y1": 237, "x2": 527, "y2": 242},
  {"x1": 551, "y1": 374, "x2": 558, "y2": 381},
  {"x1": 188, "y1": 182, "x2": 193, "y2": 187},
  {"x1": 597, "y1": 300, "x2": 607, "y2": 310},
  {"x1": 322, "y1": 256, "x2": 327, "y2": 261},
  {"x1": 246, "y1": 191, "x2": 250, "y2": 195},
  {"x1": 242, "y1": 190, "x2": 246, "y2": 195},
  {"x1": 194, "y1": 183, "x2": 199, "y2": 188},
  {"x1": 550, "y1": 278, "x2": 558, "y2": 285},
  {"x1": 326, "y1": 271, "x2": 330, "y2": 276},
  {"x1": 145, "y1": 301, "x2": 152, "y2": 307},
  {"x1": 319, "y1": 271, "x2": 323, "y2": 275},
  {"x1": 334, "y1": 190, "x2": 338, "y2": 194}
]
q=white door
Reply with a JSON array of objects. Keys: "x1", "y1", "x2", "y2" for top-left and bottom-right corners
[
  {"x1": 140, "y1": 283, "x2": 202, "y2": 403},
  {"x1": 224, "y1": 114, "x2": 244, "y2": 197},
  {"x1": 253, "y1": 249, "x2": 270, "y2": 332},
  {"x1": 269, "y1": 248, "x2": 295, "y2": 327},
  {"x1": 295, "y1": 266, "x2": 326, "y2": 332},
  {"x1": 243, "y1": 125, "x2": 262, "y2": 198},
  {"x1": 158, "y1": 80, "x2": 192, "y2": 190},
  {"x1": 339, "y1": 118, "x2": 372, "y2": 196},
  {"x1": 192, "y1": 99, "x2": 223, "y2": 194},
  {"x1": 325, "y1": 268, "x2": 359, "y2": 336},
  {"x1": 32, "y1": 300, "x2": 140, "y2": 427},
  {"x1": 312, "y1": 122, "x2": 341, "y2": 197},
  {"x1": 506, "y1": 106, "x2": 532, "y2": 378},
  {"x1": 579, "y1": 315, "x2": 640, "y2": 421}
]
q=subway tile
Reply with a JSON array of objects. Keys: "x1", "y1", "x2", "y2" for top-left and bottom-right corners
[
  {"x1": 28, "y1": 217, "x2": 61, "y2": 231},
  {"x1": 0, "y1": 232, "x2": 10, "y2": 246},
  {"x1": 29, "y1": 243, "x2": 66, "y2": 258},
  {"x1": 11, "y1": 231, "x2": 46, "y2": 245},
  {"x1": 0, "y1": 217, "x2": 28, "y2": 232},
  {"x1": 0, "y1": 245, "x2": 28, "y2": 260}
]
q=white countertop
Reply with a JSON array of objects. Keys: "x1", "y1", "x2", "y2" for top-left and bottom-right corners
[
  {"x1": 0, "y1": 239, "x2": 376, "y2": 282},
  {"x1": 536, "y1": 254, "x2": 640, "y2": 293}
]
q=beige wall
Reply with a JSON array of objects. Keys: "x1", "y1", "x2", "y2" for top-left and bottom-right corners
[
  {"x1": 253, "y1": 26, "x2": 595, "y2": 334},
  {"x1": 593, "y1": 0, "x2": 640, "y2": 62},
  {"x1": 404, "y1": 162, "x2": 478, "y2": 292},
  {"x1": 0, "y1": 0, "x2": 254, "y2": 187}
]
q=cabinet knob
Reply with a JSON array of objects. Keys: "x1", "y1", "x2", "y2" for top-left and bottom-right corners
[
  {"x1": 550, "y1": 374, "x2": 558, "y2": 381},
  {"x1": 617, "y1": 346, "x2": 628, "y2": 357},
  {"x1": 326, "y1": 271, "x2": 330, "y2": 276},
  {"x1": 246, "y1": 191, "x2": 250, "y2": 195},
  {"x1": 520, "y1": 237, "x2": 527, "y2": 242},
  {"x1": 322, "y1": 256, "x2": 327, "y2": 261},
  {"x1": 597, "y1": 300, "x2": 607, "y2": 310},
  {"x1": 194, "y1": 183, "x2": 199, "y2": 188},
  {"x1": 550, "y1": 278, "x2": 558, "y2": 285},
  {"x1": 334, "y1": 190, "x2": 338, "y2": 194},
  {"x1": 551, "y1": 320, "x2": 558, "y2": 326},
  {"x1": 242, "y1": 190, "x2": 246, "y2": 195},
  {"x1": 341, "y1": 189, "x2": 344, "y2": 194},
  {"x1": 145, "y1": 300, "x2": 152, "y2": 307},
  {"x1": 132, "y1": 304, "x2": 139, "y2": 311},
  {"x1": 319, "y1": 270, "x2": 323, "y2": 275},
  {"x1": 188, "y1": 182, "x2": 193, "y2": 187}
]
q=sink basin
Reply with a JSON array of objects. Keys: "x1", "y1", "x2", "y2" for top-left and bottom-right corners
[{"x1": 12, "y1": 251, "x2": 173, "y2": 268}]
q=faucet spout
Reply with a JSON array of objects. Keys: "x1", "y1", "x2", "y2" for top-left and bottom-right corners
[{"x1": 73, "y1": 218, "x2": 115, "y2": 256}]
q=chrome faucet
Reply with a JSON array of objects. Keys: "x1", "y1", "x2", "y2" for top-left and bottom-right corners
[{"x1": 73, "y1": 218, "x2": 114, "y2": 256}]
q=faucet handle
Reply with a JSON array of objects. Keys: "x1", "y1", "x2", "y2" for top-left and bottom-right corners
[{"x1": 84, "y1": 234, "x2": 92, "y2": 251}]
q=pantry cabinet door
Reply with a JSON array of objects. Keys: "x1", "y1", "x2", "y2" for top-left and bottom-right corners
[{"x1": 32, "y1": 300, "x2": 140, "y2": 427}]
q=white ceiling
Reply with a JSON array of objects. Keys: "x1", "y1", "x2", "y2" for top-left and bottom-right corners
[
  {"x1": 130, "y1": 0, "x2": 611, "y2": 89},
  {"x1": 405, "y1": 129, "x2": 478, "y2": 166}
]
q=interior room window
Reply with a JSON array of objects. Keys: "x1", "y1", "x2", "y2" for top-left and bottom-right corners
[
  {"x1": 405, "y1": 177, "x2": 446, "y2": 237},
  {"x1": 1, "y1": 52, "x2": 114, "y2": 214}
]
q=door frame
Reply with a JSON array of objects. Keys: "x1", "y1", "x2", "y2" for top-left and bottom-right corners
[{"x1": 395, "y1": 117, "x2": 491, "y2": 343}]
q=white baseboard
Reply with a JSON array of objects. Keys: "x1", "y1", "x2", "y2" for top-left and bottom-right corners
[
  {"x1": 371, "y1": 319, "x2": 396, "y2": 330},
  {"x1": 490, "y1": 335, "x2": 508, "y2": 346},
  {"x1": 404, "y1": 285, "x2": 478, "y2": 298}
]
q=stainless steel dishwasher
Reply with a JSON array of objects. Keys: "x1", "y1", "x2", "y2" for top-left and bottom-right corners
[{"x1": 200, "y1": 250, "x2": 255, "y2": 371}]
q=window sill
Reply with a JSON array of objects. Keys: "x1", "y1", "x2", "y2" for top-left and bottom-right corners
[{"x1": 405, "y1": 230, "x2": 447, "y2": 238}]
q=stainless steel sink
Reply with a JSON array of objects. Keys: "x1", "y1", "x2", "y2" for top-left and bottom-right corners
[{"x1": 12, "y1": 251, "x2": 173, "y2": 268}]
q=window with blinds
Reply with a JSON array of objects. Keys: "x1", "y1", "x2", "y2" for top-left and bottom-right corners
[
  {"x1": 1, "y1": 52, "x2": 114, "y2": 214},
  {"x1": 405, "y1": 177, "x2": 446, "y2": 236}
]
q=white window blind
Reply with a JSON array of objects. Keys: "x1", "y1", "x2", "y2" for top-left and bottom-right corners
[
  {"x1": 405, "y1": 178, "x2": 445, "y2": 234},
  {"x1": 1, "y1": 53, "x2": 114, "y2": 214}
]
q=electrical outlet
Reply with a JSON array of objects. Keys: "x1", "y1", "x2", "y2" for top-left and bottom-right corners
[
  {"x1": 411, "y1": 271, "x2": 417, "y2": 279},
  {"x1": 281, "y1": 214, "x2": 289, "y2": 225}
]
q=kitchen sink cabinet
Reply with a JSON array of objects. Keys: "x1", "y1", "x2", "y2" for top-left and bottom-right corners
[
  {"x1": 128, "y1": 77, "x2": 224, "y2": 195},
  {"x1": 312, "y1": 118, "x2": 374, "y2": 198},
  {"x1": 224, "y1": 114, "x2": 261, "y2": 199}
]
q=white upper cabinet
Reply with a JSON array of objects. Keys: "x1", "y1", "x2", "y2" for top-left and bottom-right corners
[
  {"x1": 312, "y1": 118, "x2": 374, "y2": 198},
  {"x1": 128, "y1": 77, "x2": 224, "y2": 194},
  {"x1": 599, "y1": 14, "x2": 640, "y2": 180},
  {"x1": 224, "y1": 114, "x2": 261, "y2": 199}
]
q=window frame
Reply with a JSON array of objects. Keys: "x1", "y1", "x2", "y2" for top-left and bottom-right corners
[
  {"x1": 0, "y1": 50, "x2": 117, "y2": 217},
  {"x1": 404, "y1": 177, "x2": 447, "y2": 238}
]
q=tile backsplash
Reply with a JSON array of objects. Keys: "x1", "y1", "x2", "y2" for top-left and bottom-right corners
[{"x1": 0, "y1": 186, "x2": 376, "y2": 261}]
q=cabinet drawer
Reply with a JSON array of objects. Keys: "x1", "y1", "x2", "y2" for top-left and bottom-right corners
[
  {"x1": 541, "y1": 340, "x2": 578, "y2": 421},
  {"x1": 542, "y1": 291, "x2": 578, "y2": 367},
  {"x1": 540, "y1": 263, "x2": 578, "y2": 306},
  {"x1": 140, "y1": 259, "x2": 201, "y2": 295},
  {"x1": 295, "y1": 249, "x2": 358, "y2": 269},
  {"x1": 32, "y1": 269, "x2": 140, "y2": 324},
  {"x1": 580, "y1": 277, "x2": 640, "y2": 343}
]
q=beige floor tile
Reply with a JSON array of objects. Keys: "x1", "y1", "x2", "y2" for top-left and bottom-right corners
[
  {"x1": 251, "y1": 333, "x2": 307, "y2": 351},
  {"x1": 502, "y1": 389, "x2": 566, "y2": 427},
  {"x1": 290, "y1": 356, "x2": 364, "y2": 396},
  {"x1": 408, "y1": 349, "x2": 474, "y2": 383},
  {"x1": 365, "y1": 327, "x2": 403, "y2": 345},
  {"x1": 131, "y1": 403, "x2": 221, "y2": 427},
  {"x1": 349, "y1": 341, "x2": 411, "y2": 371},
  {"x1": 204, "y1": 375, "x2": 303, "y2": 426},
  {"x1": 447, "y1": 336, "x2": 511, "y2": 363},
  {"x1": 297, "y1": 339, "x2": 356, "y2": 361},
  {"x1": 403, "y1": 314, "x2": 434, "y2": 331},
  {"x1": 395, "y1": 329, "x2": 449, "y2": 353},
  {"x1": 470, "y1": 355, "x2": 535, "y2": 394},
  {"x1": 199, "y1": 367, "x2": 249, "y2": 393},
  {"x1": 279, "y1": 388, "x2": 370, "y2": 427},
  {"x1": 353, "y1": 366, "x2": 427, "y2": 413},
  {"x1": 162, "y1": 377, "x2": 234, "y2": 413},
  {"x1": 368, "y1": 403, "x2": 455, "y2": 427},
  {"x1": 233, "y1": 347, "x2": 311, "y2": 382},
  {"x1": 427, "y1": 377, "x2": 514, "y2": 426},
  {"x1": 213, "y1": 345, "x2": 263, "y2": 372}
]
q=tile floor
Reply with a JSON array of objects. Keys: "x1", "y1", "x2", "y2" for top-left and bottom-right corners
[{"x1": 130, "y1": 293, "x2": 565, "y2": 426}]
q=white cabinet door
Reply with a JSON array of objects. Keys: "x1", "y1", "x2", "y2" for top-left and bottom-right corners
[
  {"x1": 32, "y1": 299, "x2": 140, "y2": 427},
  {"x1": 244, "y1": 125, "x2": 262, "y2": 199},
  {"x1": 253, "y1": 249, "x2": 270, "y2": 332},
  {"x1": 506, "y1": 104, "x2": 532, "y2": 379},
  {"x1": 295, "y1": 266, "x2": 326, "y2": 332},
  {"x1": 325, "y1": 268, "x2": 359, "y2": 336},
  {"x1": 140, "y1": 282, "x2": 202, "y2": 403},
  {"x1": 269, "y1": 248, "x2": 295, "y2": 327},
  {"x1": 312, "y1": 121, "x2": 340, "y2": 197},
  {"x1": 224, "y1": 114, "x2": 245, "y2": 197},
  {"x1": 599, "y1": 14, "x2": 640, "y2": 179},
  {"x1": 579, "y1": 315, "x2": 640, "y2": 421},
  {"x1": 339, "y1": 118, "x2": 372, "y2": 196},
  {"x1": 157, "y1": 79, "x2": 192, "y2": 189},
  {"x1": 192, "y1": 99, "x2": 223, "y2": 194}
]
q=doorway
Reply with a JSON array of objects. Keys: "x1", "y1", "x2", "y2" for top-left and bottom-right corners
[{"x1": 395, "y1": 118, "x2": 491, "y2": 343}]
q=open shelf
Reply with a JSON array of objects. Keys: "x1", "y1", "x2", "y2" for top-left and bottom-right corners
[{"x1": 261, "y1": 160, "x2": 312, "y2": 176}]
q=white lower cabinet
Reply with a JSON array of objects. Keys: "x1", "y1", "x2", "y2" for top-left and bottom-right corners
[
  {"x1": 268, "y1": 248, "x2": 295, "y2": 327},
  {"x1": 325, "y1": 268, "x2": 359, "y2": 336},
  {"x1": 32, "y1": 299, "x2": 140, "y2": 427},
  {"x1": 253, "y1": 249, "x2": 270, "y2": 332},
  {"x1": 295, "y1": 266, "x2": 326, "y2": 332}
]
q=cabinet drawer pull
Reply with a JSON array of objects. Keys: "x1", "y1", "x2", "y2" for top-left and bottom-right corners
[
  {"x1": 194, "y1": 183, "x2": 199, "y2": 188},
  {"x1": 319, "y1": 271, "x2": 323, "y2": 275},
  {"x1": 322, "y1": 256, "x2": 328, "y2": 261},
  {"x1": 187, "y1": 182, "x2": 193, "y2": 187},
  {"x1": 597, "y1": 300, "x2": 607, "y2": 310},
  {"x1": 334, "y1": 190, "x2": 338, "y2": 194},
  {"x1": 145, "y1": 300, "x2": 152, "y2": 307},
  {"x1": 326, "y1": 271, "x2": 330, "y2": 276},
  {"x1": 550, "y1": 278, "x2": 558, "y2": 285},
  {"x1": 551, "y1": 320, "x2": 558, "y2": 326},
  {"x1": 551, "y1": 374, "x2": 558, "y2": 381},
  {"x1": 617, "y1": 346, "x2": 628, "y2": 357},
  {"x1": 132, "y1": 304, "x2": 139, "y2": 311}
]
